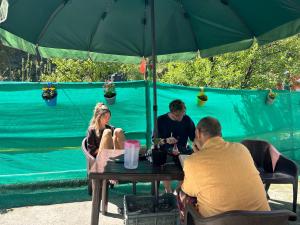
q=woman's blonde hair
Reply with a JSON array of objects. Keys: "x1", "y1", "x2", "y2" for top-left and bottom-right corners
[{"x1": 89, "y1": 102, "x2": 111, "y2": 137}]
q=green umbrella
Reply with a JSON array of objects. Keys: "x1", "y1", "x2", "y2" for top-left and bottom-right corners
[{"x1": 1, "y1": 0, "x2": 300, "y2": 137}]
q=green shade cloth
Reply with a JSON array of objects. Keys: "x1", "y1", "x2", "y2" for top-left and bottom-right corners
[
  {"x1": 0, "y1": 81, "x2": 299, "y2": 186},
  {"x1": 0, "y1": 0, "x2": 300, "y2": 62}
]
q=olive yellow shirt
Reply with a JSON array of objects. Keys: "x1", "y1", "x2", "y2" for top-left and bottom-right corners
[{"x1": 182, "y1": 137, "x2": 270, "y2": 217}]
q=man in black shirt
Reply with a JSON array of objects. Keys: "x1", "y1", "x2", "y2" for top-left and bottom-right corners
[{"x1": 157, "y1": 99, "x2": 195, "y2": 193}]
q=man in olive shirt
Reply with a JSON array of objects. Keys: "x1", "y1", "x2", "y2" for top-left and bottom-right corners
[{"x1": 180, "y1": 117, "x2": 270, "y2": 220}]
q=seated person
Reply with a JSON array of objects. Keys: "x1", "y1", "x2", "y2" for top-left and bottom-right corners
[
  {"x1": 157, "y1": 99, "x2": 195, "y2": 193},
  {"x1": 178, "y1": 117, "x2": 270, "y2": 222},
  {"x1": 86, "y1": 102, "x2": 125, "y2": 158}
]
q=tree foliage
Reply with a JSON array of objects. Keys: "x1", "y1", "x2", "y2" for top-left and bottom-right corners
[
  {"x1": 40, "y1": 59, "x2": 144, "y2": 82},
  {"x1": 159, "y1": 35, "x2": 300, "y2": 89},
  {"x1": 1, "y1": 35, "x2": 299, "y2": 90}
]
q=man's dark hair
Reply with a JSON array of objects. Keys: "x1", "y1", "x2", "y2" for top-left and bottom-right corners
[
  {"x1": 169, "y1": 99, "x2": 186, "y2": 112},
  {"x1": 197, "y1": 117, "x2": 222, "y2": 137}
]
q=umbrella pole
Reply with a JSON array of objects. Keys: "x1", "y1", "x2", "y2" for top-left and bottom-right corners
[
  {"x1": 150, "y1": 0, "x2": 158, "y2": 139},
  {"x1": 144, "y1": 69, "x2": 152, "y2": 150}
]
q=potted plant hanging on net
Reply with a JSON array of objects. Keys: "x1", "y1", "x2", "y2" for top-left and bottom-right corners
[
  {"x1": 42, "y1": 82, "x2": 57, "y2": 106},
  {"x1": 197, "y1": 87, "x2": 208, "y2": 107},
  {"x1": 266, "y1": 90, "x2": 277, "y2": 105},
  {"x1": 103, "y1": 80, "x2": 116, "y2": 105}
]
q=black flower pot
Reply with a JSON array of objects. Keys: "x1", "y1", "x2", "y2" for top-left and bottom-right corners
[{"x1": 151, "y1": 148, "x2": 167, "y2": 167}]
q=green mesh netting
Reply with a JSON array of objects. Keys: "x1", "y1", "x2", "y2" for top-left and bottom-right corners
[{"x1": 0, "y1": 81, "x2": 299, "y2": 186}]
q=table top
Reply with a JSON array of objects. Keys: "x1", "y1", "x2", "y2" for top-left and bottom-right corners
[{"x1": 89, "y1": 149, "x2": 184, "y2": 181}]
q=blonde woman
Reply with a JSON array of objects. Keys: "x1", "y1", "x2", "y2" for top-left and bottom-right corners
[{"x1": 86, "y1": 102, "x2": 125, "y2": 157}]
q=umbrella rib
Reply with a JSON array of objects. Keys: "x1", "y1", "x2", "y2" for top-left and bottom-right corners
[
  {"x1": 142, "y1": 0, "x2": 147, "y2": 57},
  {"x1": 223, "y1": 3, "x2": 255, "y2": 38},
  {"x1": 36, "y1": 1, "x2": 68, "y2": 45},
  {"x1": 88, "y1": 1, "x2": 115, "y2": 54},
  {"x1": 179, "y1": 1, "x2": 201, "y2": 51},
  {"x1": 88, "y1": 14, "x2": 104, "y2": 54}
]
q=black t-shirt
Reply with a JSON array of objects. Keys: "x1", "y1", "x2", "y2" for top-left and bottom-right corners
[
  {"x1": 157, "y1": 113, "x2": 195, "y2": 154},
  {"x1": 86, "y1": 124, "x2": 115, "y2": 157}
]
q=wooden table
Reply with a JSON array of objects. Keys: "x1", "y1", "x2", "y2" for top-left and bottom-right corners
[{"x1": 89, "y1": 149, "x2": 184, "y2": 225}]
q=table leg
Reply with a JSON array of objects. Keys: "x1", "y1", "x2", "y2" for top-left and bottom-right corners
[
  {"x1": 155, "y1": 180, "x2": 160, "y2": 201},
  {"x1": 151, "y1": 181, "x2": 155, "y2": 195},
  {"x1": 91, "y1": 179, "x2": 101, "y2": 225},
  {"x1": 101, "y1": 179, "x2": 108, "y2": 215},
  {"x1": 132, "y1": 181, "x2": 137, "y2": 195}
]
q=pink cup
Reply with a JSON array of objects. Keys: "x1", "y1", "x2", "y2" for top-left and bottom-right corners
[{"x1": 124, "y1": 140, "x2": 140, "y2": 169}]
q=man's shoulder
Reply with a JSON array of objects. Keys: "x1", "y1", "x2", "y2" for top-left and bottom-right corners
[
  {"x1": 158, "y1": 113, "x2": 169, "y2": 121},
  {"x1": 228, "y1": 141, "x2": 248, "y2": 151},
  {"x1": 183, "y1": 114, "x2": 192, "y2": 120},
  {"x1": 183, "y1": 115, "x2": 194, "y2": 124},
  {"x1": 226, "y1": 141, "x2": 252, "y2": 159},
  {"x1": 184, "y1": 152, "x2": 202, "y2": 165}
]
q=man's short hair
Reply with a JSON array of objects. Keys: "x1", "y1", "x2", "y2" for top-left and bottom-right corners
[
  {"x1": 169, "y1": 99, "x2": 186, "y2": 112},
  {"x1": 197, "y1": 117, "x2": 222, "y2": 137}
]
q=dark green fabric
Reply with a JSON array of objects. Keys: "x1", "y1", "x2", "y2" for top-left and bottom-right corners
[
  {"x1": 0, "y1": 0, "x2": 299, "y2": 62},
  {"x1": 0, "y1": 81, "x2": 300, "y2": 186}
]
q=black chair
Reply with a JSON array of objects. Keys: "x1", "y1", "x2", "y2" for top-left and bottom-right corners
[
  {"x1": 241, "y1": 139, "x2": 298, "y2": 213},
  {"x1": 81, "y1": 137, "x2": 137, "y2": 196},
  {"x1": 184, "y1": 203, "x2": 296, "y2": 225}
]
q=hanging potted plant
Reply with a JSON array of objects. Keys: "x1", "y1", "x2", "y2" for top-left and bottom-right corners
[
  {"x1": 197, "y1": 87, "x2": 208, "y2": 106},
  {"x1": 151, "y1": 138, "x2": 167, "y2": 167},
  {"x1": 103, "y1": 80, "x2": 116, "y2": 105},
  {"x1": 42, "y1": 82, "x2": 57, "y2": 106},
  {"x1": 266, "y1": 90, "x2": 277, "y2": 105}
]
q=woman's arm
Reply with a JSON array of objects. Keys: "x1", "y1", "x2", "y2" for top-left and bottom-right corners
[{"x1": 86, "y1": 128, "x2": 98, "y2": 157}]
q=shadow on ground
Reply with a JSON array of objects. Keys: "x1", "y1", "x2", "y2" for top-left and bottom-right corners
[
  {"x1": 0, "y1": 186, "x2": 91, "y2": 212},
  {"x1": 0, "y1": 182, "x2": 156, "y2": 214},
  {"x1": 1, "y1": 182, "x2": 299, "y2": 224}
]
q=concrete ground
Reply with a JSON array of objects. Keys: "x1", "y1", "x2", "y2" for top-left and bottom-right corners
[{"x1": 0, "y1": 182, "x2": 300, "y2": 225}]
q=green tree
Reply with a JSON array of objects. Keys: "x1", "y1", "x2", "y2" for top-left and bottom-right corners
[
  {"x1": 159, "y1": 59, "x2": 211, "y2": 86},
  {"x1": 159, "y1": 35, "x2": 300, "y2": 89},
  {"x1": 4, "y1": 34, "x2": 299, "y2": 89},
  {"x1": 40, "y1": 58, "x2": 143, "y2": 82}
]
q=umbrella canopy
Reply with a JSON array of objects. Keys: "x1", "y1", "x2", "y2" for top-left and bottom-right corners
[
  {"x1": 0, "y1": 0, "x2": 300, "y2": 138},
  {"x1": 1, "y1": 0, "x2": 300, "y2": 62}
]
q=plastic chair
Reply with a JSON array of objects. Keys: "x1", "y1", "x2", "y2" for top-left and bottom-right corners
[
  {"x1": 81, "y1": 137, "x2": 137, "y2": 196},
  {"x1": 241, "y1": 139, "x2": 298, "y2": 213},
  {"x1": 184, "y1": 203, "x2": 296, "y2": 225}
]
